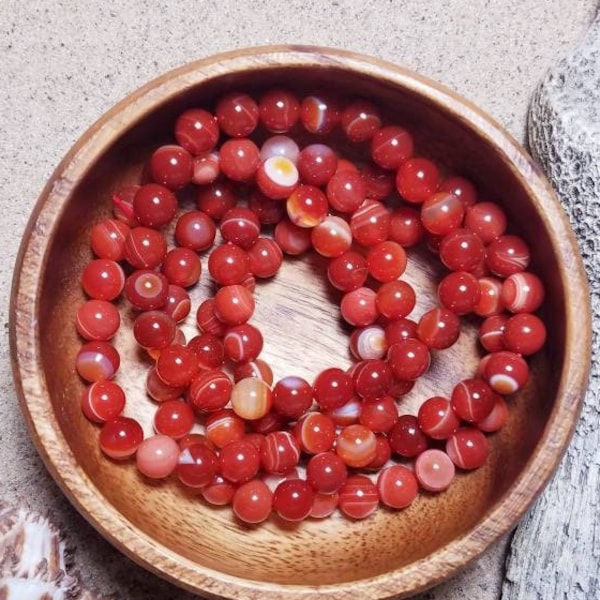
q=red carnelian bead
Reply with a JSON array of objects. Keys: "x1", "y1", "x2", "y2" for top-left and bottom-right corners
[
  {"x1": 377, "y1": 465, "x2": 418, "y2": 509},
  {"x1": 261, "y1": 430, "x2": 301, "y2": 473},
  {"x1": 479, "y1": 314, "x2": 509, "y2": 352},
  {"x1": 161, "y1": 248, "x2": 201, "y2": 288},
  {"x1": 215, "y1": 92, "x2": 259, "y2": 138},
  {"x1": 274, "y1": 218, "x2": 313, "y2": 255},
  {"x1": 439, "y1": 228, "x2": 485, "y2": 272},
  {"x1": 153, "y1": 400, "x2": 195, "y2": 439},
  {"x1": 415, "y1": 449, "x2": 456, "y2": 492},
  {"x1": 326, "y1": 170, "x2": 367, "y2": 213},
  {"x1": 340, "y1": 287, "x2": 378, "y2": 327},
  {"x1": 417, "y1": 307, "x2": 461, "y2": 350},
  {"x1": 359, "y1": 395, "x2": 398, "y2": 433},
  {"x1": 112, "y1": 184, "x2": 139, "y2": 226},
  {"x1": 249, "y1": 412, "x2": 285, "y2": 436},
  {"x1": 150, "y1": 145, "x2": 193, "y2": 191},
  {"x1": 338, "y1": 475, "x2": 379, "y2": 519},
  {"x1": 311, "y1": 215, "x2": 352, "y2": 258},
  {"x1": 175, "y1": 210, "x2": 216, "y2": 251},
  {"x1": 192, "y1": 151, "x2": 220, "y2": 185},
  {"x1": 175, "y1": 108, "x2": 219, "y2": 154},
  {"x1": 364, "y1": 435, "x2": 392, "y2": 470},
  {"x1": 124, "y1": 269, "x2": 169, "y2": 310},
  {"x1": 205, "y1": 409, "x2": 246, "y2": 448},
  {"x1": 272, "y1": 376, "x2": 313, "y2": 420},
  {"x1": 389, "y1": 207, "x2": 424, "y2": 247},
  {"x1": 483, "y1": 350, "x2": 529, "y2": 394},
  {"x1": 220, "y1": 207, "x2": 261, "y2": 248},
  {"x1": 327, "y1": 251, "x2": 368, "y2": 292},
  {"x1": 325, "y1": 398, "x2": 361, "y2": 426},
  {"x1": 223, "y1": 323, "x2": 263, "y2": 363},
  {"x1": 272, "y1": 479, "x2": 315, "y2": 522},
  {"x1": 90, "y1": 219, "x2": 130, "y2": 261},
  {"x1": 300, "y1": 94, "x2": 341, "y2": 135},
  {"x1": 246, "y1": 237, "x2": 283, "y2": 278},
  {"x1": 440, "y1": 176, "x2": 478, "y2": 208},
  {"x1": 352, "y1": 359, "x2": 393, "y2": 400},
  {"x1": 501, "y1": 272, "x2": 545, "y2": 313},
  {"x1": 475, "y1": 277, "x2": 505, "y2": 317},
  {"x1": 371, "y1": 125, "x2": 414, "y2": 169},
  {"x1": 486, "y1": 235, "x2": 530, "y2": 277},
  {"x1": 464, "y1": 201, "x2": 507, "y2": 243},
  {"x1": 396, "y1": 158, "x2": 441, "y2": 204},
  {"x1": 389, "y1": 378, "x2": 415, "y2": 398},
  {"x1": 446, "y1": 427, "x2": 489, "y2": 470},
  {"x1": 179, "y1": 433, "x2": 216, "y2": 452},
  {"x1": 438, "y1": 271, "x2": 481, "y2": 314},
  {"x1": 156, "y1": 344, "x2": 199, "y2": 388},
  {"x1": 219, "y1": 138, "x2": 260, "y2": 182},
  {"x1": 208, "y1": 243, "x2": 250, "y2": 286},
  {"x1": 387, "y1": 339, "x2": 431, "y2": 380},
  {"x1": 421, "y1": 192, "x2": 464, "y2": 236},
  {"x1": 286, "y1": 184, "x2": 329, "y2": 228},
  {"x1": 256, "y1": 156, "x2": 299, "y2": 199},
  {"x1": 188, "y1": 369, "x2": 232, "y2": 413},
  {"x1": 294, "y1": 412, "x2": 336, "y2": 454},
  {"x1": 133, "y1": 310, "x2": 176, "y2": 349},
  {"x1": 350, "y1": 200, "x2": 391, "y2": 247},
  {"x1": 196, "y1": 181, "x2": 237, "y2": 220},
  {"x1": 244, "y1": 432, "x2": 267, "y2": 452},
  {"x1": 313, "y1": 368, "x2": 354, "y2": 410},
  {"x1": 297, "y1": 144, "x2": 338, "y2": 186},
  {"x1": 249, "y1": 190, "x2": 287, "y2": 225},
  {"x1": 196, "y1": 298, "x2": 227, "y2": 337},
  {"x1": 187, "y1": 333, "x2": 225, "y2": 369},
  {"x1": 133, "y1": 183, "x2": 178, "y2": 229},
  {"x1": 219, "y1": 439, "x2": 260, "y2": 483},
  {"x1": 451, "y1": 378, "x2": 494, "y2": 422},
  {"x1": 260, "y1": 135, "x2": 300, "y2": 163},
  {"x1": 350, "y1": 325, "x2": 387, "y2": 360},
  {"x1": 80, "y1": 381, "x2": 126, "y2": 423},
  {"x1": 176, "y1": 443, "x2": 218, "y2": 488},
  {"x1": 385, "y1": 318, "x2": 418, "y2": 345},
  {"x1": 503, "y1": 313, "x2": 547, "y2": 355},
  {"x1": 231, "y1": 377, "x2": 272, "y2": 420},
  {"x1": 124, "y1": 227, "x2": 167, "y2": 269},
  {"x1": 146, "y1": 367, "x2": 185, "y2": 402},
  {"x1": 214, "y1": 284, "x2": 255, "y2": 325},
  {"x1": 137, "y1": 437, "x2": 184, "y2": 479},
  {"x1": 478, "y1": 394, "x2": 508, "y2": 432},
  {"x1": 418, "y1": 396, "x2": 461, "y2": 440},
  {"x1": 306, "y1": 452, "x2": 348, "y2": 494},
  {"x1": 341, "y1": 100, "x2": 381, "y2": 142},
  {"x1": 388, "y1": 415, "x2": 429, "y2": 457},
  {"x1": 76, "y1": 341, "x2": 120, "y2": 382},
  {"x1": 75, "y1": 299, "x2": 120, "y2": 341},
  {"x1": 99, "y1": 417, "x2": 143, "y2": 460},
  {"x1": 367, "y1": 240, "x2": 407, "y2": 282},
  {"x1": 361, "y1": 164, "x2": 396, "y2": 200},
  {"x1": 336, "y1": 424, "x2": 377, "y2": 468},
  {"x1": 259, "y1": 89, "x2": 300, "y2": 133},
  {"x1": 233, "y1": 359, "x2": 274, "y2": 386},
  {"x1": 81, "y1": 259, "x2": 125, "y2": 301},
  {"x1": 232, "y1": 479, "x2": 272, "y2": 524}
]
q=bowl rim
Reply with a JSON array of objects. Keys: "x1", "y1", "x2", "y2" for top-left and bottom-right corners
[{"x1": 9, "y1": 45, "x2": 592, "y2": 599}]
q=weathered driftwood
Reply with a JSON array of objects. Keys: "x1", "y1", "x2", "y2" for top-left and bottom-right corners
[{"x1": 504, "y1": 12, "x2": 600, "y2": 600}]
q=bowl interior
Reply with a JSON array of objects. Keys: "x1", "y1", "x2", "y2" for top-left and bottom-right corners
[{"x1": 12, "y1": 48, "x2": 586, "y2": 599}]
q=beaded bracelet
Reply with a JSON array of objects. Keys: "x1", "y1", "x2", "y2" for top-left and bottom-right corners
[{"x1": 74, "y1": 89, "x2": 547, "y2": 523}]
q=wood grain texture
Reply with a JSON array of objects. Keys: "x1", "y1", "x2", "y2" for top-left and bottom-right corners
[
  {"x1": 504, "y1": 15, "x2": 600, "y2": 600},
  {"x1": 9, "y1": 46, "x2": 591, "y2": 599}
]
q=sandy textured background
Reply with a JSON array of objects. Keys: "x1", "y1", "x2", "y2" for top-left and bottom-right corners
[{"x1": 1, "y1": 1, "x2": 596, "y2": 598}]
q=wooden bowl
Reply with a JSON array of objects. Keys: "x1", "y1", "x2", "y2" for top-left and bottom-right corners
[{"x1": 10, "y1": 46, "x2": 591, "y2": 599}]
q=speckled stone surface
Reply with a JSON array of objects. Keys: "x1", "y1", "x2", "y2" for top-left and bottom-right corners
[{"x1": 0, "y1": 1, "x2": 596, "y2": 598}]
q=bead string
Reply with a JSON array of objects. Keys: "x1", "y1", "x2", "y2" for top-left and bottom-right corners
[{"x1": 75, "y1": 89, "x2": 547, "y2": 523}]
